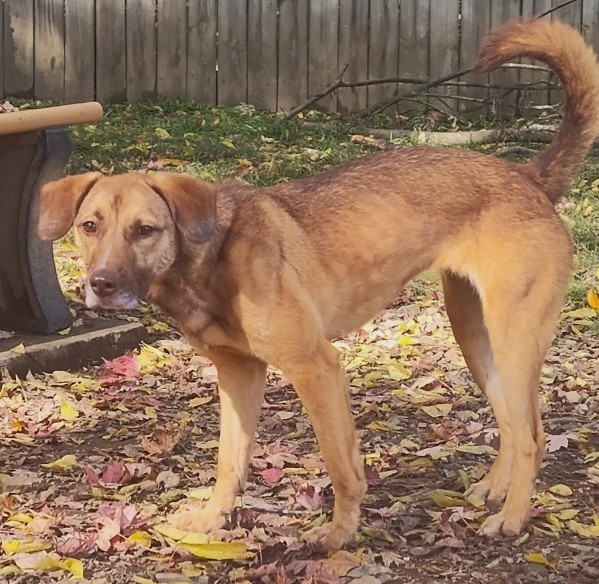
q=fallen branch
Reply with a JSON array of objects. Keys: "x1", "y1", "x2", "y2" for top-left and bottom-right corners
[{"x1": 302, "y1": 121, "x2": 560, "y2": 146}]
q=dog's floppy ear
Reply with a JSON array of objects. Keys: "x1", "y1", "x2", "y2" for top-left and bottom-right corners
[
  {"x1": 38, "y1": 172, "x2": 102, "y2": 241},
  {"x1": 143, "y1": 172, "x2": 217, "y2": 244}
]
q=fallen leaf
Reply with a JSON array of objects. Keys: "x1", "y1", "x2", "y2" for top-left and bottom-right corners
[{"x1": 42, "y1": 455, "x2": 77, "y2": 471}]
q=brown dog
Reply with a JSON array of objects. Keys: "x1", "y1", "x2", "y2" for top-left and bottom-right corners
[{"x1": 38, "y1": 19, "x2": 599, "y2": 552}]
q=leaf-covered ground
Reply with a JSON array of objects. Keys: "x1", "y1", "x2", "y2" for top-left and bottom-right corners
[{"x1": 1, "y1": 103, "x2": 599, "y2": 583}]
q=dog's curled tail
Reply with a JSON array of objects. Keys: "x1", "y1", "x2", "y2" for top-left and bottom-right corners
[{"x1": 476, "y1": 19, "x2": 599, "y2": 203}]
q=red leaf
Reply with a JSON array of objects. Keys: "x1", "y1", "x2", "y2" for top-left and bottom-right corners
[
  {"x1": 295, "y1": 483, "x2": 323, "y2": 510},
  {"x1": 261, "y1": 467, "x2": 285, "y2": 484},
  {"x1": 84, "y1": 466, "x2": 101, "y2": 486},
  {"x1": 103, "y1": 355, "x2": 141, "y2": 378},
  {"x1": 101, "y1": 460, "x2": 131, "y2": 485}
]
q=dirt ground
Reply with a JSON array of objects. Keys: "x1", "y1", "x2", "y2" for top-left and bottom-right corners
[{"x1": 1, "y1": 284, "x2": 598, "y2": 584}]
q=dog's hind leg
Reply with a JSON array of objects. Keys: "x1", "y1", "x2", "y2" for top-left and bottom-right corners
[
  {"x1": 169, "y1": 351, "x2": 266, "y2": 533},
  {"x1": 473, "y1": 262, "x2": 567, "y2": 537},
  {"x1": 442, "y1": 272, "x2": 514, "y2": 507}
]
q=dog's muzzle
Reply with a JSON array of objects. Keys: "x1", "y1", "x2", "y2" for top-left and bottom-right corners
[{"x1": 85, "y1": 269, "x2": 141, "y2": 310}]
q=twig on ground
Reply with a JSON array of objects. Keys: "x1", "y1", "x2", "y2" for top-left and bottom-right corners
[{"x1": 493, "y1": 146, "x2": 540, "y2": 157}]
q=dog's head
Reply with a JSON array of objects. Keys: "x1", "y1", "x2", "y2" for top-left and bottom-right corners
[{"x1": 38, "y1": 172, "x2": 216, "y2": 309}]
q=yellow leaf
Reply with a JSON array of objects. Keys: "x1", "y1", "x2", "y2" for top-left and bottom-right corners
[
  {"x1": 1, "y1": 540, "x2": 20, "y2": 555},
  {"x1": 42, "y1": 454, "x2": 77, "y2": 470},
  {"x1": 555, "y1": 508, "x2": 579, "y2": 520},
  {"x1": 178, "y1": 541, "x2": 250, "y2": 560},
  {"x1": 430, "y1": 490, "x2": 464, "y2": 508},
  {"x1": 587, "y1": 289, "x2": 599, "y2": 310},
  {"x1": 154, "y1": 127, "x2": 171, "y2": 140},
  {"x1": 1, "y1": 539, "x2": 52, "y2": 555},
  {"x1": 156, "y1": 158, "x2": 184, "y2": 167},
  {"x1": 8, "y1": 513, "x2": 33, "y2": 524},
  {"x1": 456, "y1": 444, "x2": 497, "y2": 455},
  {"x1": 189, "y1": 396, "x2": 213, "y2": 407},
  {"x1": 367, "y1": 421, "x2": 390, "y2": 432},
  {"x1": 361, "y1": 526, "x2": 395, "y2": 543},
  {"x1": 132, "y1": 577, "x2": 155, "y2": 584},
  {"x1": 562, "y1": 307, "x2": 596, "y2": 320},
  {"x1": 153, "y1": 523, "x2": 191, "y2": 541},
  {"x1": 61, "y1": 558, "x2": 84, "y2": 579},
  {"x1": 0, "y1": 566, "x2": 22, "y2": 576},
  {"x1": 548, "y1": 484, "x2": 573, "y2": 497},
  {"x1": 568, "y1": 520, "x2": 599, "y2": 537},
  {"x1": 388, "y1": 363, "x2": 412, "y2": 380},
  {"x1": 10, "y1": 343, "x2": 25, "y2": 354},
  {"x1": 180, "y1": 533, "x2": 210, "y2": 545},
  {"x1": 127, "y1": 531, "x2": 153, "y2": 547},
  {"x1": 525, "y1": 552, "x2": 556, "y2": 568},
  {"x1": 187, "y1": 486, "x2": 213, "y2": 500},
  {"x1": 181, "y1": 565, "x2": 207, "y2": 577},
  {"x1": 420, "y1": 403, "x2": 452, "y2": 418},
  {"x1": 545, "y1": 514, "x2": 562, "y2": 530},
  {"x1": 60, "y1": 400, "x2": 79, "y2": 421},
  {"x1": 33, "y1": 554, "x2": 63, "y2": 571},
  {"x1": 220, "y1": 138, "x2": 235, "y2": 149}
]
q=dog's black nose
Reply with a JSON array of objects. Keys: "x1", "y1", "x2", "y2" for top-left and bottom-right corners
[{"x1": 90, "y1": 270, "x2": 117, "y2": 297}]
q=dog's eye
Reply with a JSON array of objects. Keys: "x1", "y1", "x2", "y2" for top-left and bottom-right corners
[
  {"x1": 138, "y1": 225, "x2": 155, "y2": 237},
  {"x1": 81, "y1": 221, "x2": 97, "y2": 234}
]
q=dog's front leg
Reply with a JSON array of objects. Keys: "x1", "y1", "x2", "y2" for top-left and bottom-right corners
[
  {"x1": 170, "y1": 351, "x2": 266, "y2": 532},
  {"x1": 281, "y1": 340, "x2": 366, "y2": 552}
]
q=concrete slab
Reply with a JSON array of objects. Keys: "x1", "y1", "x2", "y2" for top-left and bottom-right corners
[{"x1": 0, "y1": 319, "x2": 149, "y2": 377}]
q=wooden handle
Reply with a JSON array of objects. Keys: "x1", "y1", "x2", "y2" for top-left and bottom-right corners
[{"x1": 0, "y1": 102, "x2": 103, "y2": 136}]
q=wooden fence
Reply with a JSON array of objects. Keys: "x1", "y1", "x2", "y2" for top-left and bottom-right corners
[{"x1": 1, "y1": 0, "x2": 599, "y2": 114}]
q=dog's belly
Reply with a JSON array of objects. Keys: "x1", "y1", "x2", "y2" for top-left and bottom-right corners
[{"x1": 319, "y1": 272, "x2": 415, "y2": 340}]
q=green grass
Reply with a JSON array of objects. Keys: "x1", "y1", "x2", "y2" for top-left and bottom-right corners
[
  {"x1": 66, "y1": 101, "x2": 599, "y2": 310},
  {"x1": 68, "y1": 101, "x2": 371, "y2": 185}
]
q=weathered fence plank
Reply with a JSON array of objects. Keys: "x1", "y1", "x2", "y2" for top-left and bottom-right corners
[
  {"x1": 490, "y1": 0, "x2": 521, "y2": 116},
  {"x1": 65, "y1": 0, "x2": 95, "y2": 103},
  {"x1": 0, "y1": 3, "x2": 3, "y2": 100},
  {"x1": 338, "y1": 0, "x2": 369, "y2": 113},
  {"x1": 3, "y1": 0, "x2": 599, "y2": 114},
  {"x1": 218, "y1": 0, "x2": 248, "y2": 106},
  {"x1": 278, "y1": 0, "x2": 309, "y2": 112},
  {"x1": 459, "y1": 0, "x2": 491, "y2": 113},
  {"x1": 397, "y1": 0, "x2": 430, "y2": 113},
  {"x1": 248, "y1": 0, "x2": 277, "y2": 111},
  {"x1": 428, "y1": 0, "x2": 460, "y2": 113},
  {"x1": 368, "y1": 0, "x2": 400, "y2": 108},
  {"x1": 583, "y1": 0, "x2": 599, "y2": 54},
  {"x1": 157, "y1": 0, "x2": 187, "y2": 100},
  {"x1": 308, "y1": 0, "x2": 339, "y2": 113},
  {"x1": 550, "y1": 0, "x2": 583, "y2": 104},
  {"x1": 35, "y1": 0, "x2": 65, "y2": 102},
  {"x1": 188, "y1": 0, "x2": 217, "y2": 104},
  {"x1": 126, "y1": 0, "x2": 156, "y2": 101},
  {"x1": 4, "y1": 0, "x2": 35, "y2": 98},
  {"x1": 96, "y1": 0, "x2": 126, "y2": 102},
  {"x1": 520, "y1": 0, "x2": 552, "y2": 112}
]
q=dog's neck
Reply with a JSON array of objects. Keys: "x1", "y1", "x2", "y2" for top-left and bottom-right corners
[{"x1": 148, "y1": 184, "x2": 248, "y2": 352}]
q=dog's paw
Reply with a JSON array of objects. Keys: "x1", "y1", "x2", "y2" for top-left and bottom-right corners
[
  {"x1": 466, "y1": 478, "x2": 509, "y2": 510},
  {"x1": 302, "y1": 521, "x2": 353, "y2": 553},
  {"x1": 478, "y1": 510, "x2": 526, "y2": 538},
  {"x1": 168, "y1": 501, "x2": 227, "y2": 533}
]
